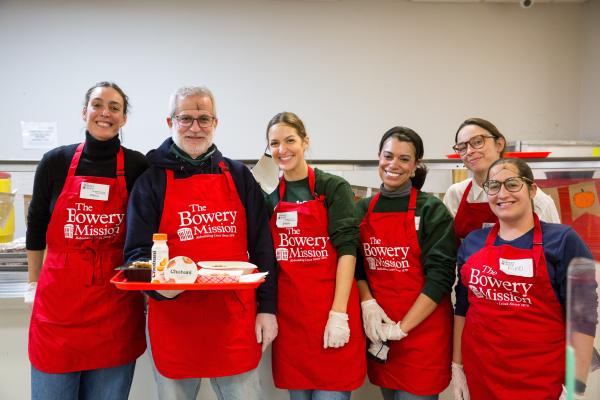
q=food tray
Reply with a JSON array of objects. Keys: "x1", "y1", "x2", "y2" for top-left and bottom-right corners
[
  {"x1": 446, "y1": 151, "x2": 551, "y2": 159},
  {"x1": 110, "y1": 271, "x2": 264, "y2": 291}
]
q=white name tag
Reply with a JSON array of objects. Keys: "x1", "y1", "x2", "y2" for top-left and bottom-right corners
[
  {"x1": 276, "y1": 211, "x2": 298, "y2": 228},
  {"x1": 499, "y1": 258, "x2": 533, "y2": 278},
  {"x1": 80, "y1": 182, "x2": 110, "y2": 201},
  {"x1": 482, "y1": 222, "x2": 495, "y2": 229},
  {"x1": 414, "y1": 216, "x2": 420, "y2": 231}
]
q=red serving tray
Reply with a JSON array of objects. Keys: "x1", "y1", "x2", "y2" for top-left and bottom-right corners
[
  {"x1": 110, "y1": 271, "x2": 264, "y2": 291},
  {"x1": 446, "y1": 151, "x2": 551, "y2": 159}
]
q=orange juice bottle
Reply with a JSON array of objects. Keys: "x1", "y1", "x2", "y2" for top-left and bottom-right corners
[{"x1": 151, "y1": 233, "x2": 168, "y2": 283}]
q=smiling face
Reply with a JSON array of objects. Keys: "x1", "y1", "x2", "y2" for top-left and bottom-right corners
[
  {"x1": 267, "y1": 123, "x2": 308, "y2": 181},
  {"x1": 82, "y1": 87, "x2": 127, "y2": 141},
  {"x1": 487, "y1": 163, "x2": 537, "y2": 223},
  {"x1": 168, "y1": 94, "x2": 217, "y2": 159},
  {"x1": 378, "y1": 137, "x2": 417, "y2": 191},
  {"x1": 456, "y1": 124, "x2": 505, "y2": 178}
]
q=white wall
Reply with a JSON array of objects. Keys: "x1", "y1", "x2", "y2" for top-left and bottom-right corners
[
  {"x1": 0, "y1": 0, "x2": 593, "y2": 162},
  {"x1": 1, "y1": 1, "x2": 599, "y2": 399},
  {"x1": 580, "y1": 0, "x2": 600, "y2": 140}
]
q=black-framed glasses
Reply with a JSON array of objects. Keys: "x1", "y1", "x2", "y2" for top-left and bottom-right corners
[
  {"x1": 482, "y1": 176, "x2": 533, "y2": 196},
  {"x1": 173, "y1": 114, "x2": 215, "y2": 128},
  {"x1": 453, "y1": 135, "x2": 495, "y2": 155}
]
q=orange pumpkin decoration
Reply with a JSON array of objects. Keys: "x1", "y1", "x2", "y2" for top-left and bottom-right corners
[{"x1": 573, "y1": 188, "x2": 596, "y2": 209}]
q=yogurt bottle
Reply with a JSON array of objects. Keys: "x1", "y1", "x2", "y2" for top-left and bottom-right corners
[{"x1": 151, "y1": 233, "x2": 169, "y2": 283}]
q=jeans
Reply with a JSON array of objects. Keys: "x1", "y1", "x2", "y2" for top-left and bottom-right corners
[
  {"x1": 289, "y1": 389, "x2": 351, "y2": 400},
  {"x1": 380, "y1": 388, "x2": 438, "y2": 400},
  {"x1": 31, "y1": 363, "x2": 135, "y2": 400},
  {"x1": 152, "y1": 367, "x2": 261, "y2": 400}
]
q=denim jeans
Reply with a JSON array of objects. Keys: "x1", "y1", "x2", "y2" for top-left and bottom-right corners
[
  {"x1": 31, "y1": 362, "x2": 135, "y2": 400},
  {"x1": 380, "y1": 387, "x2": 438, "y2": 400},
  {"x1": 289, "y1": 389, "x2": 351, "y2": 400},
  {"x1": 152, "y1": 367, "x2": 261, "y2": 400}
]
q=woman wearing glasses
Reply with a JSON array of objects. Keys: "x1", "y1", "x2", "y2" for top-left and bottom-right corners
[
  {"x1": 264, "y1": 112, "x2": 365, "y2": 400},
  {"x1": 443, "y1": 118, "x2": 559, "y2": 242},
  {"x1": 451, "y1": 158, "x2": 595, "y2": 400},
  {"x1": 26, "y1": 82, "x2": 148, "y2": 400},
  {"x1": 355, "y1": 127, "x2": 456, "y2": 400}
]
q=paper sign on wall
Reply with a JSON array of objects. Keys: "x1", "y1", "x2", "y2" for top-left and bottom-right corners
[
  {"x1": 568, "y1": 181, "x2": 600, "y2": 220},
  {"x1": 21, "y1": 121, "x2": 57, "y2": 149}
]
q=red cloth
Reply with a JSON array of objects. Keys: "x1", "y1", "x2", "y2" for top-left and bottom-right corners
[
  {"x1": 148, "y1": 163, "x2": 260, "y2": 379},
  {"x1": 29, "y1": 143, "x2": 145, "y2": 373},
  {"x1": 461, "y1": 215, "x2": 564, "y2": 399},
  {"x1": 270, "y1": 167, "x2": 365, "y2": 390},
  {"x1": 359, "y1": 189, "x2": 452, "y2": 395}
]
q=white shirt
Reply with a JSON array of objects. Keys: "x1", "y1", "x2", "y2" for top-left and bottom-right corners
[{"x1": 443, "y1": 177, "x2": 561, "y2": 223}]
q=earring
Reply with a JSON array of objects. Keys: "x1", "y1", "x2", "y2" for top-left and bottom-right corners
[{"x1": 410, "y1": 170, "x2": 416, "y2": 178}]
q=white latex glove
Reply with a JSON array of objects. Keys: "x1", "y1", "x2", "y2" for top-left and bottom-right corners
[
  {"x1": 360, "y1": 299, "x2": 394, "y2": 343},
  {"x1": 156, "y1": 290, "x2": 184, "y2": 299},
  {"x1": 323, "y1": 310, "x2": 350, "y2": 349},
  {"x1": 451, "y1": 362, "x2": 470, "y2": 400},
  {"x1": 367, "y1": 340, "x2": 390, "y2": 362},
  {"x1": 382, "y1": 321, "x2": 407, "y2": 341},
  {"x1": 559, "y1": 385, "x2": 586, "y2": 400},
  {"x1": 255, "y1": 313, "x2": 278, "y2": 352},
  {"x1": 24, "y1": 282, "x2": 37, "y2": 307}
]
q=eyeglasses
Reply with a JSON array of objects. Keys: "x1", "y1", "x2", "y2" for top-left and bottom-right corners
[
  {"x1": 173, "y1": 114, "x2": 215, "y2": 128},
  {"x1": 482, "y1": 176, "x2": 533, "y2": 196},
  {"x1": 453, "y1": 135, "x2": 495, "y2": 155}
]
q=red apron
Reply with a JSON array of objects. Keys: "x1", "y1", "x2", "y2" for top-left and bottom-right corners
[
  {"x1": 29, "y1": 143, "x2": 146, "y2": 373},
  {"x1": 460, "y1": 215, "x2": 564, "y2": 400},
  {"x1": 359, "y1": 189, "x2": 452, "y2": 395},
  {"x1": 454, "y1": 181, "x2": 498, "y2": 241},
  {"x1": 147, "y1": 163, "x2": 260, "y2": 379},
  {"x1": 270, "y1": 167, "x2": 365, "y2": 390}
]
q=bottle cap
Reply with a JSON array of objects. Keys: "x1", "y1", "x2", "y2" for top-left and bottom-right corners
[{"x1": 152, "y1": 233, "x2": 168, "y2": 241}]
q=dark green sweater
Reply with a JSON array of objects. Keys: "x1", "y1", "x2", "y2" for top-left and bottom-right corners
[
  {"x1": 355, "y1": 191, "x2": 457, "y2": 303},
  {"x1": 264, "y1": 168, "x2": 359, "y2": 257}
]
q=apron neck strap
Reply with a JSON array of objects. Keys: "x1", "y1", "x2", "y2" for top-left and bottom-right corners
[
  {"x1": 485, "y1": 213, "x2": 543, "y2": 251},
  {"x1": 460, "y1": 180, "x2": 474, "y2": 204},
  {"x1": 367, "y1": 192, "x2": 381, "y2": 213},
  {"x1": 116, "y1": 147, "x2": 125, "y2": 176},
  {"x1": 407, "y1": 187, "x2": 417, "y2": 215},
  {"x1": 278, "y1": 165, "x2": 317, "y2": 201},
  {"x1": 67, "y1": 143, "x2": 126, "y2": 192},
  {"x1": 67, "y1": 143, "x2": 86, "y2": 177},
  {"x1": 218, "y1": 161, "x2": 237, "y2": 200},
  {"x1": 366, "y1": 187, "x2": 417, "y2": 215}
]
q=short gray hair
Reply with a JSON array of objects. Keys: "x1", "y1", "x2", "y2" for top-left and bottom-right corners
[{"x1": 169, "y1": 86, "x2": 217, "y2": 117}]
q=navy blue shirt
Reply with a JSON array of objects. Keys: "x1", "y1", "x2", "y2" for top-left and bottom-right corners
[
  {"x1": 455, "y1": 221, "x2": 597, "y2": 335},
  {"x1": 123, "y1": 138, "x2": 277, "y2": 314}
]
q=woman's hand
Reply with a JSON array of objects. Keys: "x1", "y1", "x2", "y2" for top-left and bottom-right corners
[
  {"x1": 360, "y1": 299, "x2": 394, "y2": 343},
  {"x1": 323, "y1": 310, "x2": 350, "y2": 348},
  {"x1": 382, "y1": 321, "x2": 407, "y2": 341},
  {"x1": 451, "y1": 362, "x2": 470, "y2": 400},
  {"x1": 24, "y1": 281, "x2": 37, "y2": 307}
]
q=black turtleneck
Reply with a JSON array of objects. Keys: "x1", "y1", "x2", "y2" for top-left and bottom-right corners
[{"x1": 26, "y1": 132, "x2": 149, "y2": 250}]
